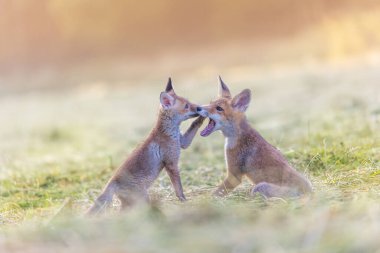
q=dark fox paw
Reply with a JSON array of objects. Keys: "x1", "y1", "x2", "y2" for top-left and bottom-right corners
[
  {"x1": 193, "y1": 116, "x2": 206, "y2": 125},
  {"x1": 178, "y1": 195, "x2": 187, "y2": 202}
]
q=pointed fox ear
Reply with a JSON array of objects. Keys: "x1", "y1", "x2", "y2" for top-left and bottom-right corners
[
  {"x1": 165, "y1": 77, "x2": 176, "y2": 95},
  {"x1": 231, "y1": 89, "x2": 251, "y2": 112},
  {"x1": 218, "y1": 76, "x2": 231, "y2": 98},
  {"x1": 160, "y1": 92, "x2": 175, "y2": 109}
]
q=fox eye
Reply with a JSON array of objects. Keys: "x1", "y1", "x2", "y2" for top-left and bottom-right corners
[
  {"x1": 184, "y1": 103, "x2": 189, "y2": 109},
  {"x1": 216, "y1": 106, "x2": 224, "y2": 112}
]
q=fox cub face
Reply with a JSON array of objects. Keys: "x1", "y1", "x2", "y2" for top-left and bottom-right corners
[
  {"x1": 160, "y1": 78, "x2": 199, "y2": 121},
  {"x1": 198, "y1": 77, "x2": 251, "y2": 136}
]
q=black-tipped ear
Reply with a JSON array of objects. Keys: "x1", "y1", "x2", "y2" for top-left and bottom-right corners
[
  {"x1": 218, "y1": 76, "x2": 231, "y2": 98},
  {"x1": 165, "y1": 77, "x2": 175, "y2": 94}
]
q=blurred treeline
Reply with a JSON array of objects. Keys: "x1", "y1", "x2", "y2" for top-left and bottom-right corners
[{"x1": 1, "y1": 0, "x2": 380, "y2": 74}]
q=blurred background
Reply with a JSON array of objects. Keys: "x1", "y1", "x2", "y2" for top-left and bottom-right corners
[
  {"x1": 1, "y1": 2, "x2": 380, "y2": 251},
  {"x1": 2, "y1": 0, "x2": 380, "y2": 92}
]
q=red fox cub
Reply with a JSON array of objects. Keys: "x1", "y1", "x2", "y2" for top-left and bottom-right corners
[
  {"x1": 87, "y1": 78, "x2": 204, "y2": 215},
  {"x1": 197, "y1": 77, "x2": 312, "y2": 198}
]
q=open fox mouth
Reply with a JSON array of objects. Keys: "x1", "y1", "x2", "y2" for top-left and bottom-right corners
[{"x1": 200, "y1": 118, "x2": 216, "y2": 137}]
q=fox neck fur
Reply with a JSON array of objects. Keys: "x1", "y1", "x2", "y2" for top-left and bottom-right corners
[
  {"x1": 223, "y1": 114, "x2": 255, "y2": 149},
  {"x1": 155, "y1": 108, "x2": 181, "y2": 139}
]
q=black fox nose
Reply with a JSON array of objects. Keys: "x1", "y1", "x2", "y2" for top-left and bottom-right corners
[{"x1": 196, "y1": 107, "x2": 202, "y2": 112}]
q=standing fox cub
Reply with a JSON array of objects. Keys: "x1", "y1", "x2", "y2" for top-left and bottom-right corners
[
  {"x1": 87, "y1": 78, "x2": 204, "y2": 215},
  {"x1": 197, "y1": 77, "x2": 312, "y2": 198}
]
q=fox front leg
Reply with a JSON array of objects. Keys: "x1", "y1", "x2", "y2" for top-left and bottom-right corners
[
  {"x1": 165, "y1": 164, "x2": 186, "y2": 201},
  {"x1": 214, "y1": 172, "x2": 242, "y2": 197},
  {"x1": 180, "y1": 116, "x2": 205, "y2": 149}
]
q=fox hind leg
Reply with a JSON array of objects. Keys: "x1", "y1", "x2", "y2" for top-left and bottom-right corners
[
  {"x1": 165, "y1": 164, "x2": 186, "y2": 202},
  {"x1": 251, "y1": 182, "x2": 299, "y2": 199},
  {"x1": 87, "y1": 190, "x2": 113, "y2": 215},
  {"x1": 86, "y1": 182, "x2": 116, "y2": 216}
]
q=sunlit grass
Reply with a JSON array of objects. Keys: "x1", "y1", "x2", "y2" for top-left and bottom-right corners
[{"x1": 0, "y1": 63, "x2": 379, "y2": 252}]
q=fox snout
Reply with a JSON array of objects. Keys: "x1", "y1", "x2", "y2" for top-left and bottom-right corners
[
  {"x1": 196, "y1": 107, "x2": 208, "y2": 117},
  {"x1": 185, "y1": 103, "x2": 199, "y2": 118}
]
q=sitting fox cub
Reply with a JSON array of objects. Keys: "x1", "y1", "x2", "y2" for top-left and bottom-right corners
[
  {"x1": 197, "y1": 77, "x2": 312, "y2": 198},
  {"x1": 87, "y1": 78, "x2": 204, "y2": 215}
]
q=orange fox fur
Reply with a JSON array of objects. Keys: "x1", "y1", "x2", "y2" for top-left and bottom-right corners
[
  {"x1": 87, "y1": 78, "x2": 204, "y2": 215},
  {"x1": 197, "y1": 77, "x2": 312, "y2": 198}
]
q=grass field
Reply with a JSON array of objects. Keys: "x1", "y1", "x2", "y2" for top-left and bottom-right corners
[{"x1": 0, "y1": 62, "x2": 379, "y2": 252}]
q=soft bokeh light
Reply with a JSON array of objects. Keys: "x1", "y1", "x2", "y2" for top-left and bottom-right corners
[
  {"x1": 1, "y1": 2, "x2": 379, "y2": 253},
  {"x1": 2, "y1": 0, "x2": 380, "y2": 90}
]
